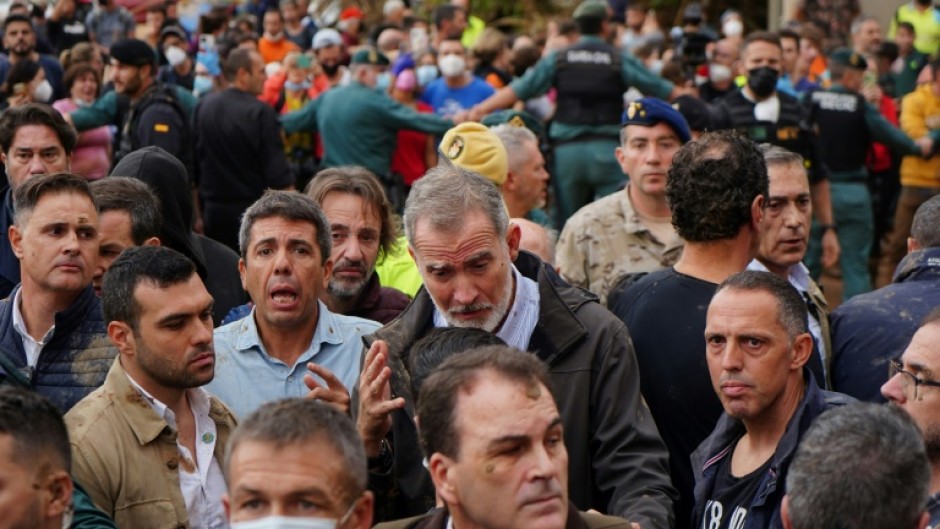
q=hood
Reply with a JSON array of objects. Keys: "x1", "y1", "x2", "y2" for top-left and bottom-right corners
[
  {"x1": 893, "y1": 247, "x2": 940, "y2": 283},
  {"x1": 110, "y1": 146, "x2": 208, "y2": 274}
]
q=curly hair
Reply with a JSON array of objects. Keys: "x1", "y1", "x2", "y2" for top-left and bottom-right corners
[{"x1": 666, "y1": 130, "x2": 768, "y2": 242}]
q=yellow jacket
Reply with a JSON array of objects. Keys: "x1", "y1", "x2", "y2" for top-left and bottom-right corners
[{"x1": 900, "y1": 84, "x2": 940, "y2": 188}]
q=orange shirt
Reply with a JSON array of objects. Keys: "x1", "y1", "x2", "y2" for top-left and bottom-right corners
[{"x1": 258, "y1": 37, "x2": 300, "y2": 64}]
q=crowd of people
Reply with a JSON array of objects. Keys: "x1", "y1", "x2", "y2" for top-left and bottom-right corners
[{"x1": 3, "y1": 0, "x2": 940, "y2": 529}]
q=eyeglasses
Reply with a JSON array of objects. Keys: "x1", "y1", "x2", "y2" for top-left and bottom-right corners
[{"x1": 888, "y1": 359, "x2": 940, "y2": 400}]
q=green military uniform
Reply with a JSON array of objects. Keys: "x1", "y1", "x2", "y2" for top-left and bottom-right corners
[
  {"x1": 805, "y1": 74, "x2": 922, "y2": 300},
  {"x1": 509, "y1": 32, "x2": 673, "y2": 228},
  {"x1": 281, "y1": 83, "x2": 453, "y2": 178}
]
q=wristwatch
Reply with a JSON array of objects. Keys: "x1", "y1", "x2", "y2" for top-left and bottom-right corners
[{"x1": 820, "y1": 224, "x2": 837, "y2": 234}]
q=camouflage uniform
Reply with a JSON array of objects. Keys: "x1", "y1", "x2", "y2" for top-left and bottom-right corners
[{"x1": 557, "y1": 189, "x2": 683, "y2": 305}]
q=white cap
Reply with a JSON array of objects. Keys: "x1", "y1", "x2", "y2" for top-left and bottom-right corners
[{"x1": 312, "y1": 28, "x2": 343, "y2": 50}]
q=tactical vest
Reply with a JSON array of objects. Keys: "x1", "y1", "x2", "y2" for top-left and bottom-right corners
[
  {"x1": 114, "y1": 83, "x2": 191, "y2": 169},
  {"x1": 553, "y1": 40, "x2": 626, "y2": 126},
  {"x1": 721, "y1": 91, "x2": 818, "y2": 177},
  {"x1": 810, "y1": 89, "x2": 868, "y2": 172}
]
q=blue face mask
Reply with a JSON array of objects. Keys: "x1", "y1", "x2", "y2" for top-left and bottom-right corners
[
  {"x1": 376, "y1": 72, "x2": 392, "y2": 91},
  {"x1": 416, "y1": 64, "x2": 438, "y2": 87},
  {"x1": 193, "y1": 76, "x2": 213, "y2": 96},
  {"x1": 285, "y1": 80, "x2": 312, "y2": 92}
]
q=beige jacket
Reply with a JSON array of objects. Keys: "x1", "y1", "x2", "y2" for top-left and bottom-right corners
[
  {"x1": 65, "y1": 358, "x2": 237, "y2": 529},
  {"x1": 557, "y1": 189, "x2": 683, "y2": 305}
]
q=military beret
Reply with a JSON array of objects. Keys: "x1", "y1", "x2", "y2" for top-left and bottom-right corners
[
  {"x1": 671, "y1": 95, "x2": 713, "y2": 133},
  {"x1": 829, "y1": 48, "x2": 868, "y2": 70},
  {"x1": 481, "y1": 109, "x2": 544, "y2": 138},
  {"x1": 622, "y1": 97, "x2": 692, "y2": 144},
  {"x1": 351, "y1": 48, "x2": 390, "y2": 66},
  {"x1": 573, "y1": 0, "x2": 608, "y2": 20},
  {"x1": 110, "y1": 39, "x2": 156, "y2": 67},
  {"x1": 439, "y1": 122, "x2": 509, "y2": 186}
]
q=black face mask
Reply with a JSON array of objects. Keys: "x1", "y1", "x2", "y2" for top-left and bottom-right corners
[
  {"x1": 747, "y1": 66, "x2": 779, "y2": 98},
  {"x1": 321, "y1": 62, "x2": 340, "y2": 75}
]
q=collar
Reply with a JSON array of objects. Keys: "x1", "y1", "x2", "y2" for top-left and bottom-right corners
[
  {"x1": 124, "y1": 367, "x2": 211, "y2": 431},
  {"x1": 104, "y1": 358, "x2": 172, "y2": 445},
  {"x1": 620, "y1": 188, "x2": 653, "y2": 235},
  {"x1": 233, "y1": 301, "x2": 344, "y2": 362},
  {"x1": 11, "y1": 286, "x2": 55, "y2": 347},
  {"x1": 747, "y1": 259, "x2": 811, "y2": 293}
]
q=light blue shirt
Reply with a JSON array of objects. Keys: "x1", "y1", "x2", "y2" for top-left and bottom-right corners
[{"x1": 207, "y1": 302, "x2": 380, "y2": 420}]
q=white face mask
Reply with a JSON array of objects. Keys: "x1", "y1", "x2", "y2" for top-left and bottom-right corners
[
  {"x1": 33, "y1": 79, "x2": 53, "y2": 102},
  {"x1": 165, "y1": 45, "x2": 187, "y2": 67},
  {"x1": 438, "y1": 54, "x2": 465, "y2": 78},
  {"x1": 723, "y1": 19, "x2": 743, "y2": 37},
  {"x1": 709, "y1": 63, "x2": 732, "y2": 83},
  {"x1": 231, "y1": 516, "x2": 337, "y2": 529},
  {"x1": 231, "y1": 500, "x2": 356, "y2": 529}
]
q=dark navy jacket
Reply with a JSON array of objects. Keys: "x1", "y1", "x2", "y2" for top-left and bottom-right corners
[
  {"x1": 690, "y1": 372, "x2": 854, "y2": 529},
  {"x1": 0, "y1": 284, "x2": 116, "y2": 412},
  {"x1": 830, "y1": 247, "x2": 940, "y2": 402},
  {"x1": 0, "y1": 188, "x2": 19, "y2": 299}
]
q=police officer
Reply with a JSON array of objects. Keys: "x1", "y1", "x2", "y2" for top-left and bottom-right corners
[
  {"x1": 67, "y1": 38, "x2": 197, "y2": 174},
  {"x1": 466, "y1": 0, "x2": 681, "y2": 228},
  {"x1": 281, "y1": 48, "x2": 455, "y2": 199},
  {"x1": 712, "y1": 31, "x2": 840, "y2": 274},
  {"x1": 805, "y1": 48, "x2": 931, "y2": 300}
]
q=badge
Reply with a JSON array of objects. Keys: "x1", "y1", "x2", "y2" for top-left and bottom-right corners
[
  {"x1": 627, "y1": 103, "x2": 638, "y2": 119},
  {"x1": 509, "y1": 115, "x2": 525, "y2": 128},
  {"x1": 154, "y1": 123, "x2": 170, "y2": 133},
  {"x1": 202, "y1": 432, "x2": 214, "y2": 444},
  {"x1": 446, "y1": 135, "x2": 465, "y2": 159}
]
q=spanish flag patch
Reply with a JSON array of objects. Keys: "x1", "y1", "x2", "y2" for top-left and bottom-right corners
[{"x1": 154, "y1": 123, "x2": 170, "y2": 133}]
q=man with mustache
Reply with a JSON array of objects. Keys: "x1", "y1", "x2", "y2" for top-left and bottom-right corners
[
  {"x1": 307, "y1": 166, "x2": 410, "y2": 324},
  {"x1": 209, "y1": 191, "x2": 380, "y2": 420},
  {"x1": 748, "y1": 145, "x2": 831, "y2": 387},
  {"x1": 66, "y1": 245, "x2": 237, "y2": 529},
  {"x1": 356, "y1": 166, "x2": 676, "y2": 528},
  {"x1": 692, "y1": 270, "x2": 852, "y2": 529},
  {"x1": 0, "y1": 172, "x2": 116, "y2": 412},
  {"x1": 375, "y1": 346, "x2": 633, "y2": 529}
]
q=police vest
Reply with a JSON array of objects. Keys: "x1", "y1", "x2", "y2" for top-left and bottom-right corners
[
  {"x1": 810, "y1": 89, "x2": 868, "y2": 172},
  {"x1": 115, "y1": 83, "x2": 191, "y2": 170},
  {"x1": 720, "y1": 91, "x2": 818, "y2": 177},
  {"x1": 552, "y1": 40, "x2": 626, "y2": 126}
]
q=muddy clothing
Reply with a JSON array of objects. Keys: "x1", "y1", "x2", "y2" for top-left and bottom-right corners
[
  {"x1": 831, "y1": 247, "x2": 940, "y2": 402},
  {"x1": 374, "y1": 504, "x2": 634, "y2": 529},
  {"x1": 556, "y1": 189, "x2": 683, "y2": 305},
  {"x1": 358, "y1": 251, "x2": 676, "y2": 529},
  {"x1": 0, "y1": 285, "x2": 116, "y2": 412},
  {"x1": 690, "y1": 373, "x2": 853, "y2": 529},
  {"x1": 66, "y1": 359, "x2": 237, "y2": 529}
]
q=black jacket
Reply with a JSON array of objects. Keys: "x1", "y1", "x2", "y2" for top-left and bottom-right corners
[{"x1": 358, "y1": 251, "x2": 676, "y2": 529}]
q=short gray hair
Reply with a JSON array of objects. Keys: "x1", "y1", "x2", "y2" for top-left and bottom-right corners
[
  {"x1": 912, "y1": 195, "x2": 940, "y2": 249},
  {"x1": 238, "y1": 190, "x2": 331, "y2": 263},
  {"x1": 760, "y1": 144, "x2": 805, "y2": 171},
  {"x1": 404, "y1": 165, "x2": 509, "y2": 246},
  {"x1": 224, "y1": 399, "x2": 367, "y2": 504},
  {"x1": 490, "y1": 124, "x2": 538, "y2": 174},
  {"x1": 850, "y1": 14, "x2": 879, "y2": 35},
  {"x1": 786, "y1": 403, "x2": 929, "y2": 529}
]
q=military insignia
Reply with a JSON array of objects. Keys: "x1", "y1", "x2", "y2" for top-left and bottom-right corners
[
  {"x1": 202, "y1": 432, "x2": 214, "y2": 444},
  {"x1": 446, "y1": 135, "x2": 465, "y2": 159},
  {"x1": 627, "y1": 103, "x2": 638, "y2": 119},
  {"x1": 369, "y1": 49, "x2": 377, "y2": 64},
  {"x1": 154, "y1": 123, "x2": 170, "y2": 133},
  {"x1": 849, "y1": 54, "x2": 859, "y2": 66},
  {"x1": 509, "y1": 115, "x2": 525, "y2": 128}
]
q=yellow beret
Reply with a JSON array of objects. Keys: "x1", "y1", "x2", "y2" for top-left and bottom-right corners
[{"x1": 439, "y1": 122, "x2": 509, "y2": 186}]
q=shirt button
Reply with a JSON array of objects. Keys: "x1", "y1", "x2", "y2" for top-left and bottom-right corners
[
  {"x1": 287, "y1": 375, "x2": 294, "y2": 382},
  {"x1": 167, "y1": 459, "x2": 178, "y2": 470}
]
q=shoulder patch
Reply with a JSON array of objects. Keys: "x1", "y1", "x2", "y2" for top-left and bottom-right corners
[{"x1": 153, "y1": 123, "x2": 170, "y2": 133}]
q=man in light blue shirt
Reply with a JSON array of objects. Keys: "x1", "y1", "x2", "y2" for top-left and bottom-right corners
[{"x1": 208, "y1": 191, "x2": 380, "y2": 420}]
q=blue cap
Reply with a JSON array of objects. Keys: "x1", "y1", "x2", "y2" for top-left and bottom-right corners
[
  {"x1": 391, "y1": 52, "x2": 415, "y2": 76},
  {"x1": 622, "y1": 97, "x2": 692, "y2": 144}
]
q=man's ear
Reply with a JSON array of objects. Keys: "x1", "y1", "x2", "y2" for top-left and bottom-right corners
[
  {"x1": 751, "y1": 194, "x2": 765, "y2": 231},
  {"x1": 349, "y1": 491, "x2": 374, "y2": 529},
  {"x1": 908, "y1": 237, "x2": 921, "y2": 254},
  {"x1": 222, "y1": 493, "x2": 231, "y2": 522},
  {"x1": 8, "y1": 224, "x2": 23, "y2": 259},
  {"x1": 238, "y1": 258, "x2": 247, "y2": 291},
  {"x1": 506, "y1": 220, "x2": 521, "y2": 261},
  {"x1": 428, "y1": 453, "x2": 458, "y2": 507},
  {"x1": 789, "y1": 333, "x2": 814, "y2": 370},
  {"x1": 143, "y1": 236, "x2": 160, "y2": 247},
  {"x1": 503, "y1": 170, "x2": 517, "y2": 192},
  {"x1": 44, "y1": 470, "x2": 74, "y2": 521},
  {"x1": 107, "y1": 321, "x2": 135, "y2": 355},
  {"x1": 321, "y1": 257, "x2": 334, "y2": 290}
]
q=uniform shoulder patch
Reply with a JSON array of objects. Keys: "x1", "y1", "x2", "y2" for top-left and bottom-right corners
[{"x1": 153, "y1": 123, "x2": 170, "y2": 133}]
